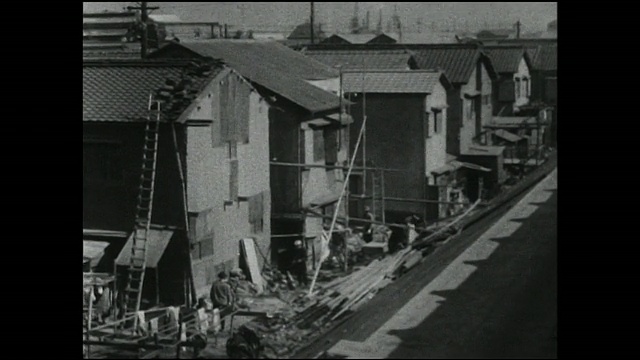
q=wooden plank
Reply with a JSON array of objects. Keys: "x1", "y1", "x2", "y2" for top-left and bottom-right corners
[{"x1": 240, "y1": 238, "x2": 264, "y2": 293}]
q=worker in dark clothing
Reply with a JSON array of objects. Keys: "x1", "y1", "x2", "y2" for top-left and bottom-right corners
[
  {"x1": 210, "y1": 271, "x2": 236, "y2": 331},
  {"x1": 363, "y1": 206, "x2": 375, "y2": 243},
  {"x1": 291, "y1": 240, "x2": 308, "y2": 287}
]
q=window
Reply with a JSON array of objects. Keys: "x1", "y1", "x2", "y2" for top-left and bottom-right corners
[
  {"x1": 466, "y1": 99, "x2": 476, "y2": 121},
  {"x1": 313, "y1": 129, "x2": 325, "y2": 162},
  {"x1": 523, "y1": 78, "x2": 530, "y2": 97},
  {"x1": 229, "y1": 159, "x2": 239, "y2": 200},
  {"x1": 324, "y1": 128, "x2": 338, "y2": 164},
  {"x1": 482, "y1": 94, "x2": 490, "y2": 106},
  {"x1": 515, "y1": 78, "x2": 521, "y2": 98},
  {"x1": 424, "y1": 111, "x2": 432, "y2": 138},
  {"x1": 188, "y1": 213, "x2": 215, "y2": 260},
  {"x1": 433, "y1": 110, "x2": 442, "y2": 134},
  {"x1": 83, "y1": 141, "x2": 123, "y2": 185}
]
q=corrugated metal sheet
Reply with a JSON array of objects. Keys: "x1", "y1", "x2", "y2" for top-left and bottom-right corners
[
  {"x1": 115, "y1": 229, "x2": 174, "y2": 268},
  {"x1": 342, "y1": 70, "x2": 442, "y2": 93},
  {"x1": 155, "y1": 41, "x2": 343, "y2": 113},
  {"x1": 413, "y1": 47, "x2": 480, "y2": 84},
  {"x1": 305, "y1": 49, "x2": 413, "y2": 70},
  {"x1": 484, "y1": 46, "x2": 527, "y2": 73},
  {"x1": 83, "y1": 60, "x2": 224, "y2": 122}
]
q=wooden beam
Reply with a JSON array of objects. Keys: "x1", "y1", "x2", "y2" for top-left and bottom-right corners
[{"x1": 270, "y1": 161, "x2": 407, "y2": 173}]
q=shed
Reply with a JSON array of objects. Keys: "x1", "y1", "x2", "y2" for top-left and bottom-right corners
[{"x1": 460, "y1": 145, "x2": 506, "y2": 197}]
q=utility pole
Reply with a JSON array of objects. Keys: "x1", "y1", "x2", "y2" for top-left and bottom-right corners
[
  {"x1": 516, "y1": 20, "x2": 521, "y2": 39},
  {"x1": 310, "y1": 2, "x2": 315, "y2": 44},
  {"x1": 128, "y1": 2, "x2": 159, "y2": 58}
]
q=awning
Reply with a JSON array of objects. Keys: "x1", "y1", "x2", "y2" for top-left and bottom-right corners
[
  {"x1": 305, "y1": 118, "x2": 332, "y2": 127},
  {"x1": 493, "y1": 129, "x2": 523, "y2": 143},
  {"x1": 463, "y1": 89, "x2": 481, "y2": 98},
  {"x1": 432, "y1": 160, "x2": 491, "y2": 175},
  {"x1": 462, "y1": 145, "x2": 505, "y2": 157},
  {"x1": 115, "y1": 229, "x2": 174, "y2": 268},
  {"x1": 456, "y1": 161, "x2": 491, "y2": 172},
  {"x1": 324, "y1": 112, "x2": 354, "y2": 125},
  {"x1": 308, "y1": 191, "x2": 342, "y2": 208},
  {"x1": 83, "y1": 240, "x2": 110, "y2": 268}
]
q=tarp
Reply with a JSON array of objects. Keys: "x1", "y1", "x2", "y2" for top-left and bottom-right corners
[{"x1": 115, "y1": 229, "x2": 174, "y2": 268}]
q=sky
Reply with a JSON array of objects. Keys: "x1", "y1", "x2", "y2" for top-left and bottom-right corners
[{"x1": 83, "y1": 2, "x2": 557, "y2": 34}]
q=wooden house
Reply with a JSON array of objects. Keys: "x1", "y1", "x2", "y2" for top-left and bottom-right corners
[
  {"x1": 342, "y1": 70, "x2": 453, "y2": 222},
  {"x1": 483, "y1": 45, "x2": 533, "y2": 116},
  {"x1": 83, "y1": 58, "x2": 271, "y2": 306},
  {"x1": 148, "y1": 40, "x2": 348, "y2": 271}
]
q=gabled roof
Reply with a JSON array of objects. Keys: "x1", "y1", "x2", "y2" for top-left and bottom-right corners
[
  {"x1": 341, "y1": 70, "x2": 450, "y2": 94},
  {"x1": 288, "y1": 22, "x2": 326, "y2": 40},
  {"x1": 322, "y1": 33, "x2": 377, "y2": 44},
  {"x1": 149, "y1": 40, "x2": 343, "y2": 113},
  {"x1": 527, "y1": 44, "x2": 557, "y2": 71},
  {"x1": 382, "y1": 32, "x2": 458, "y2": 44},
  {"x1": 83, "y1": 41, "x2": 141, "y2": 60},
  {"x1": 303, "y1": 49, "x2": 414, "y2": 70},
  {"x1": 83, "y1": 59, "x2": 225, "y2": 123},
  {"x1": 483, "y1": 45, "x2": 532, "y2": 74},
  {"x1": 412, "y1": 45, "x2": 497, "y2": 84}
]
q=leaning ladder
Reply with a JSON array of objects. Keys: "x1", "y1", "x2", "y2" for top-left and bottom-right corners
[{"x1": 124, "y1": 93, "x2": 162, "y2": 317}]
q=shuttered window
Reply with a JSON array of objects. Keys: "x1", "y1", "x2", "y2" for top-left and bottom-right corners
[
  {"x1": 324, "y1": 128, "x2": 338, "y2": 164},
  {"x1": 499, "y1": 80, "x2": 516, "y2": 102},
  {"x1": 313, "y1": 129, "x2": 324, "y2": 162},
  {"x1": 229, "y1": 159, "x2": 239, "y2": 200},
  {"x1": 236, "y1": 78, "x2": 250, "y2": 144}
]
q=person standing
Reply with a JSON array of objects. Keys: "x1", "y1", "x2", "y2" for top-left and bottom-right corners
[
  {"x1": 363, "y1": 206, "x2": 375, "y2": 243},
  {"x1": 291, "y1": 240, "x2": 309, "y2": 287},
  {"x1": 210, "y1": 272, "x2": 236, "y2": 331}
]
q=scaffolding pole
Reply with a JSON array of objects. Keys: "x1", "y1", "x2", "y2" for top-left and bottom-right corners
[{"x1": 308, "y1": 101, "x2": 369, "y2": 296}]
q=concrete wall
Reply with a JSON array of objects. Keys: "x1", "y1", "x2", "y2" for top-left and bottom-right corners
[
  {"x1": 425, "y1": 82, "x2": 448, "y2": 185},
  {"x1": 184, "y1": 73, "x2": 271, "y2": 299},
  {"x1": 348, "y1": 93, "x2": 427, "y2": 217}
]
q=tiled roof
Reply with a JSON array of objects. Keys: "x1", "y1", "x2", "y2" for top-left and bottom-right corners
[
  {"x1": 484, "y1": 46, "x2": 528, "y2": 73},
  {"x1": 341, "y1": 70, "x2": 444, "y2": 94},
  {"x1": 83, "y1": 42, "x2": 142, "y2": 60},
  {"x1": 152, "y1": 40, "x2": 343, "y2": 113},
  {"x1": 304, "y1": 49, "x2": 413, "y2": 70},
  {"x1": 412, "y1": 46, "x2": 481, "y2": 84},
  {"x1": 528, "y1": 44, "x2": 557, "y2": 71},
  {"x1": 83, "y1": 60, "x2": 224, "y2": 122},
  {"x1": 382, "y1": 32, "x2": 458, "y2": 44}
]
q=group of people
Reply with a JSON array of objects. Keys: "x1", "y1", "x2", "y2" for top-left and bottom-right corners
[{"x1": 83, "y1": 284, "x2": 112, "y2": 324}]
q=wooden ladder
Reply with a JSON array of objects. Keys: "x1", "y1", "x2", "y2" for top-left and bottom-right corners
[
  {"x1": 124, "y1": 93, "x2": 162, "y2": 317},
  {"x1": 371, "y1": 169, "x2": 385, "y2": 224}
]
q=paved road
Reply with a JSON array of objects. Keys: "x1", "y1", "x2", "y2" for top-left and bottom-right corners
[{"x1": 331, "y1": 169, "x2": 558, "y2": 359}]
